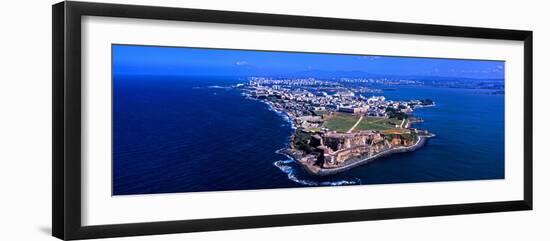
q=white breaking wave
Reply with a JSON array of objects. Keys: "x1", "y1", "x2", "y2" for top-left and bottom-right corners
[
  {"x1": 261, "y1": 101, "x2": 354, "y2": 185},
  {"x1": 207, "y1": 85, "x2": 227, "y2": 89},
  {"x1": 273, "y1": 160, "x2": 360, "y2": 186},
  {"x1": 263, "y1": 102, "x2": 297, "y2": 130}
]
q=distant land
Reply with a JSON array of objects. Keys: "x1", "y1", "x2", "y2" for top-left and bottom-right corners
[
  {"x1": 116, "y1": 70, "x2": 504, "y2": 91},
  {"x1": 282, "y1": 69, "x2": 503, "y2": 81}
]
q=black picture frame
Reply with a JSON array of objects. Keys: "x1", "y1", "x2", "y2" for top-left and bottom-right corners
[{"x1": 52, "y1": 1, "x2": 533, "y2": 240}]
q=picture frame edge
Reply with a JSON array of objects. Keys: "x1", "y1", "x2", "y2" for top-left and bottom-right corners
[{"x1": 52, "y1": 1, "x2": 534, "y2": 240}]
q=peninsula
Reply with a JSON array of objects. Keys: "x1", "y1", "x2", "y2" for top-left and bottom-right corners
[{"x1": 237, "y1": 77, "x2": 435, "y2": 176}]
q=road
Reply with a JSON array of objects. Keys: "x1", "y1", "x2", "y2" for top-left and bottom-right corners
[
  {"x1": 400, "y1": 118, "x2": 408, "y2": 128},
  {"x1": 347, "y1": 115, "x2": 364, "y2": 133}
]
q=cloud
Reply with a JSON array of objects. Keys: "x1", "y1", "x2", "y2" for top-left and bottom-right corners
[{"x1": 235, "y1": 61, "x2": 249, "y2": 66}]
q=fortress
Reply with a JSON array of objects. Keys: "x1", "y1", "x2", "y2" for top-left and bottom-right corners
[{"x1": 301, "y1": 130, "x2": 417, "y2": 169}]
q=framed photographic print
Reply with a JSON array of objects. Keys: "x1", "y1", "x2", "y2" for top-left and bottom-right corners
[{"x1": 52, "y1": 1, "x2": 533, "y2": 240}]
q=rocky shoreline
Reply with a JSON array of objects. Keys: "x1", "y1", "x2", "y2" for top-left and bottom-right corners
[
  {"x1": 240, "y1": 84, "x2": 436, "y2": 177},
  {"x1": 294, "y1": 135, "x2": 431, "y2": 176},
  {"x1": 268, "y1": 101, "x2": 435, "y2": 175}
]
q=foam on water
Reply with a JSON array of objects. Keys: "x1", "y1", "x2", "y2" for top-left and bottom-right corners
[
  {"x1": 273, "y1": 160, "x2": 360, "y2": 186},
  {"x1": 207, "y1": 85, "x2": 227, "y2": 89},
  {"x1": 263, "y1": 102, "x2": 297, "y2": 130}
]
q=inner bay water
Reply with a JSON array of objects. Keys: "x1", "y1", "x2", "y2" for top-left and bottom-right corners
[{"x1": 113, "y1": 75, "x2": 504, "y2": 195}]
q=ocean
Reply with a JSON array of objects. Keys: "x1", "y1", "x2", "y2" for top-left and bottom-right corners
[{"x1": 113, "y1": 75, "x2": 504, "y2": 195}]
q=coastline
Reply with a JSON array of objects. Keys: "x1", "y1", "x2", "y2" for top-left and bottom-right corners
[
  {"x1": 297, "y1": 135, "x2": 430, "y2": 176},
  {"x1": 247, "y1": 95, "x2": 297, "y2": 130},
  {"x1": 244, "y1": 89, "x2": 434, "y2": 177}
]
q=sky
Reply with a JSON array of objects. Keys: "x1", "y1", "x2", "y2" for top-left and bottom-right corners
[{"x1": 112, "y1": 45, "x2": 505, "y2": 80}]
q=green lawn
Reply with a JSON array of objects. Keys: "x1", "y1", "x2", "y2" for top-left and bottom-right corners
[
  {"x1": 323, "y1": 114, "x2": 406, "y2": 132},
  {"x1": 322, "y1": 113, "x2": 360, "y2": 132},
  {"x1": 354, "y1": 117, "x2": 402, "y2": 131}
]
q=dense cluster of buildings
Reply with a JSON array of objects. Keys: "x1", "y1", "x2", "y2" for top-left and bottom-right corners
[
  {"x1": 244, "y1": 78, "x2": 428, "y2": 120},
  {"x1": 248, "y1": 77, "x2": 339, "y2": 87},
  {"x1": 339, "y1": 77, "x2": 424, "y2": 85}
]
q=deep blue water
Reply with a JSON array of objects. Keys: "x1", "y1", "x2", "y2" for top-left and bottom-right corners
[{"x1": 113, "y1": 75, "x2": 504, "y2": 195}]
